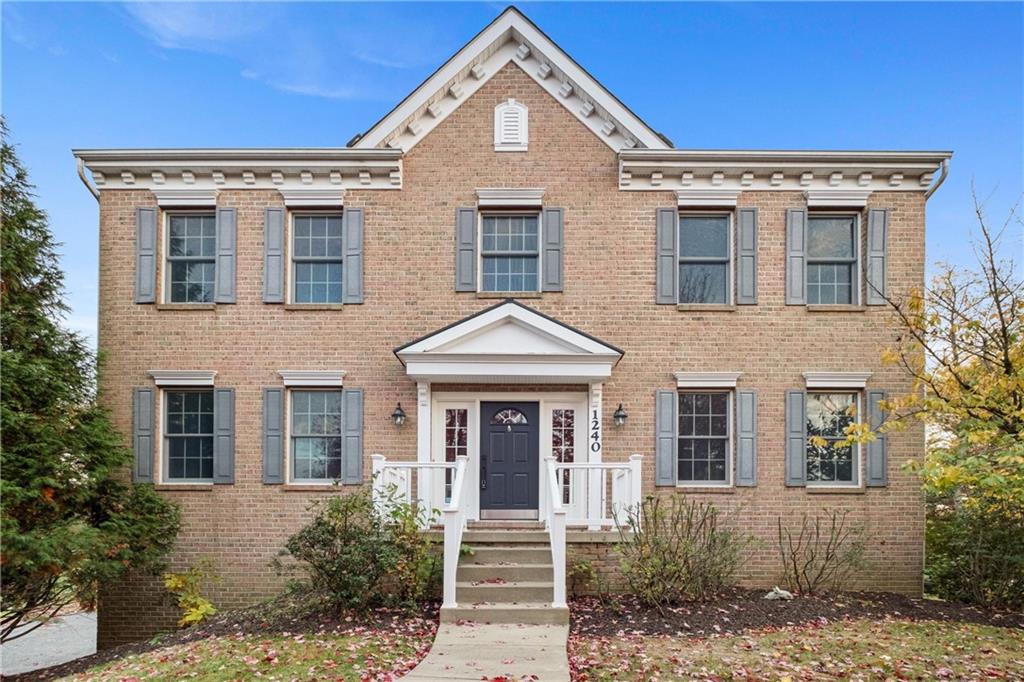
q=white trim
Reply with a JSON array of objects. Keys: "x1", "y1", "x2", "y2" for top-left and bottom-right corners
[
  {"x1": 476, "y1": 188, "x2": 545, "y2": 207},
  {"x1": 148, "y1": 370, "x2": 216, "y2": 387},
  {"x1": 278, "y1": 370, "x2": 346, "y2": 387},
  {"x1": 677, "y1": 211, "x2": 734, "y2": 306},
  {"x1": 351, "y1": 7, "x2": 668, "y2": 152},
  {"x1": 152, "y1": 189, "x2": 217, "y2": 207},
  {"x1": 283, "y1": 386, "x2": 347, "y2": 484},
  {"x1": 280, "y1": 188, "x2": 345, "y2": 208},
  {"x1": 156, "y1": 387, "x2": 215, "y2": 485},
  {"x1": 675, "y1": 388, "x2": 734, "y2": 488},
  {"x1": 806, "y1": 212, "x2": 862, "y2": 306},
  {"x1": 804, "y1": 189, "x2": 872, "y2": 208},
  {"x1": 674, "y1": 371, "x2": 742, "y2": 388},
  {"x1": 805, "y1": 390, "x2": 863, "y2": 489},
  {"x1": 803, "y1": 371, "x2": 872, "y2": 389},
  {"x1": 675, "y1": 189, "x2": 741, "y2": 208}
]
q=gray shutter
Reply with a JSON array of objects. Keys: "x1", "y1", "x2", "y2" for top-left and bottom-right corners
[
  {"x1": 541, "y1": 207, "x2": 564, "y2": 292},
  {"x1": 132, "y1": 388, "x2": 154, "y2": 483},
  {"x1": 262, "y1": 388, "x2": 284, "y2": 484},
  {"x1": 341, "y1": 388, "x2": 364, "y2": 484},
  {"x1": 212, "y1": 388, "x2": 235, "y2": 484},
  {"x1": 263, "y1": 208, "x2": 285, "y2": 303},
  {"x1": 214, "y1": 208, "x2": 237, "y2": 303},
  {"x1": 342, "y1": 208, "x2": 364, "y2": 304},
  {"x1": 866, "y1": 209, "x2": 889, "y2": 305},
  {"x1": 735, "y1": 390, "x2": 758, "y2": 486},
  {"x1": 135, "y1": 208, "x2": 157, "y2": 304},
  {"x1": 866, "y1": 390, "x2": 888, "y2": 486},
  {"x1": 785, "y1": 390, "x2": 807, "y2": 486},
  {"x1": 655, "y1": 389, "x2": 677, "y2": 485},
  {"x1": 455, "y1": 207, "x2": 477, "y2": 292},
  {"x1": 655, "y1": 208, "x2": 678, "y2": 304},
  {"x1": 786, "y1": 209, "x2": 807, "y2": 305},
  {"x1": 736, "y1": 208, "x2": 758, "y2": 305}
]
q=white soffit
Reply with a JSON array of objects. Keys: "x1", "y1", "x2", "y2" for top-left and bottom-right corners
[
  {"x1": 278, "y1": 370, "x2": 346, "y2": 387},
  {"x1": 153, "y1": 189, "x2": 217, "y2": 207},
  {"x1": 395, "y1": 300, "x2": 623, "y2": 383},
  {"x1": 675, "y1": 372, "x2": 742, "y2": 388},
  {"x1": 280, "y1": 188, "x2": 346, "y2": 208},
  {"x1": 149, "y1": 370, "x2": 217, "y2": 387},
  {"x1": 803, "y1": 371, "x2": 873, "y2": 389},
  {"x1": 476, "y1": 188, "x2": 545, "y2": 207},
  {"x1": 351, "y1": 7, "x2": 670, "y2": 153}
]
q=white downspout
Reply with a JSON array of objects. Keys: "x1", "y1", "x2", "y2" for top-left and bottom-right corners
[
  {"x1": 924, "y1": 158, "x2": 949, "y2": 200},
  {"x1": 76, "y1": 156, "x2": 99, "y2": 201}
]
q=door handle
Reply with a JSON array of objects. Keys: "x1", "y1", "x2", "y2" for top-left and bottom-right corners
[{"x1": 480, "y1": 462, "x2": 487, "y2": 490}]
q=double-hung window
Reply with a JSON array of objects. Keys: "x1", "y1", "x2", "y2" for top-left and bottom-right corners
[
  {"x1": 167, "y1": 214, "x2": 216, "y2": 303},
  {"x1": 481, "y1": 214, "x2": 540, "y2": 293},
  {"x1": 164, "y1": 390, "x2": 215, "y2": 481},
  {"x1": 679, "y1": 214, "x2": 730, "y2": 304},
  {"x1": 290, "y1": 390, "x2": 344, "y2": 481},
  {"x1": 292, "y1": 214, "x2": 343, "y2": 304},
  {"x1": 806, "y1": 215, "x2": 858, "y2": 305},
  {"x1": 677, "y1": 391, "x2": 731, "y2": 484},
  {"x1": 806, "y1": 392, "x2": 858, "y2": 484}
]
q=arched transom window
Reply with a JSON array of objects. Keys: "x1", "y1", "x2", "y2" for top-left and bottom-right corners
[
  {"x1": 491, "y1": 408, "x2": 528, "y2": 425},
  {"x1": 494, "y1": 98, "x2": 528, "y2": 151}
]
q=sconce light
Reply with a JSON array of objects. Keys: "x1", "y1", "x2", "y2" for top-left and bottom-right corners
[
  {"x1": 613, "y1": 403, "x2": 628, "y2": 427},
  {"x1": 391, "y1": 402, "x2": 407, "y2": 426}
]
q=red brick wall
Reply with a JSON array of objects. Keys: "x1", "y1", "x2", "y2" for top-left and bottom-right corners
[{"x1": 95, "y1": 63, "x2": 925, "y2": 647}]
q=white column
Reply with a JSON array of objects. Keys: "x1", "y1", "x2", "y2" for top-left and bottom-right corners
[
  {"x1": 416, "y1": 382, "x2": 432, "y2": 512},
  {"x1": 588, "y1": 383, "x2": 603, "y2": 530}
]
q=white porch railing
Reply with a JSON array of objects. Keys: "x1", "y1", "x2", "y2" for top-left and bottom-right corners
[
  {"x1": 544, "y1": 455, "x2": 643, "y2": 609},
  {"x1": 370, "y1": 454, "x2": 469, "y2": 609}
]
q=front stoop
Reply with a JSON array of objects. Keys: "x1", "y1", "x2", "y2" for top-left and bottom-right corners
[{"x1": 439, "y1": 523, "x2": 569, "y2": 626}]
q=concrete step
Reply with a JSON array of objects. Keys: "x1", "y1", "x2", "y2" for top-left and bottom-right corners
[
  {"x1": 463, "y1": 530, "x2": 550, "y2": 544},
  {"x1": 441, "y1": 602, "x2": 569, "y2": 625},
  {"x1": 467, "y1": 520, "x2": 545, "y2": 530},
  {"x1": 465, "y1": 545, "x2": 552, "y2": 565},
  {"x1": 456, "y1": 580, "x2": 554, "y2": 603},
  {"x1": 457, "y1": 563, "x2": 554, "y2": 582}
]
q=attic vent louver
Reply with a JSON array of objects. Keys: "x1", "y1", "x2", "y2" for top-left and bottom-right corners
[{"x1": 494, "y1": 98, "x2": 528, "y2": 152}]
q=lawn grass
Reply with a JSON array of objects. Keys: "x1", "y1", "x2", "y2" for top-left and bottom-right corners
[
  {"x1": 62, "y1": 629, "x2": 430, "y2": 681},
  {"x1": 570, "y1": 616, "x2": 1024, "y2": 680}
]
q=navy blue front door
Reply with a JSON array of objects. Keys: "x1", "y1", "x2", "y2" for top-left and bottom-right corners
[{"x1": 479, "y1": 402, "x2": 539, "y2": 517}]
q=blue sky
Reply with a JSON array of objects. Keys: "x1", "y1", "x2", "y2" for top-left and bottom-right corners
[{"x1": 3, "y1": 2, "x2": 1021, "y2": 344}]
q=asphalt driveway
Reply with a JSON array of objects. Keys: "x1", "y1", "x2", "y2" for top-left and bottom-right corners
[{"x1": 0, "y1": 612, "x2": 97, "y2": 676}]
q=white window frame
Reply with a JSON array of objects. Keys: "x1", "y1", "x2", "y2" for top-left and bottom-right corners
[
  {"x1": 677, "y1": 211, "x2": 734, "y2": 306},
  {"x1": 804, "y1": 390, "x2": 862, "y2": 489},
  {"x1": 162, "y1": 210, "x2": 217, "y2": 305},
  {"x1": 805, "y1": 211, "x2": 862, "y2": 306},
  {"x1": 284, "y1": 386, "x2": 346, "y2": 485},
  {"x1": 157, "y1": 387, "x2": 216, "y2": 485},
  {"x1": 477, "y1": 210, "x2": 544, "y2": 294},
  {"x1": 675, "y1": 388, "x2": 734, "y2": 488},
  {"x1": 288, "y1": 210, "x2": 345, "y2": 305}
]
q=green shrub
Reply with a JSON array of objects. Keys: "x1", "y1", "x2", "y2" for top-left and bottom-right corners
[
  {"x1": 278, "y1": 486, "x2": 440, "y2": 609},
  {"x1": 776, "y1": 509, "x2": 866, "y2": 595},
  {"x1": 615, "y1": 495, "x2": 747, "y2": 611}
]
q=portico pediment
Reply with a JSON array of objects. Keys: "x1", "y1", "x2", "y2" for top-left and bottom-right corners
[{"x1": 394, "y1": 299, "x2": 623, "y2": 384}]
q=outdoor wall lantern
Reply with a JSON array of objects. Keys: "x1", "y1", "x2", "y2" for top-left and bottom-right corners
[
  {"x1": 613, "y1": 403, "x2": 628, "y2": 427},
  {"x1": 391, "y1": 402, "x2": 407, "y2": 426}
]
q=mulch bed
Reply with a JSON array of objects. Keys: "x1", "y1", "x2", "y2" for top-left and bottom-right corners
[
  {"x1": 7, "y1": 593, "x2": 439, "y2": 682},
  {"x1": 570, "y1": 588, "x2": 1024, "y2": 638}
]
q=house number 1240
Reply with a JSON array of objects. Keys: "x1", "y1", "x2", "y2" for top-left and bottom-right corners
[{"x1": 590, "y1": 409, "x2": 601, "y2": 453}]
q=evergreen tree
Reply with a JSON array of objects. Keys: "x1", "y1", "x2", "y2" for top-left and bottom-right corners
[{"x1": 1, "y1": 119, "x2": 180, "y2": 641}]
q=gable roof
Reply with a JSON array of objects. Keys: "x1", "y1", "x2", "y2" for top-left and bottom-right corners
[{"x1": 350, "y1": 6, "x2": 672, "y2": 153}]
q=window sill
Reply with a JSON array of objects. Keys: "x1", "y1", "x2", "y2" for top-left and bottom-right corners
[
  {"x1": 281, "y1": 483, "x2": 350, "y2": 492},
  {"x1": 155, "y1": 303, "x2": 216, "y2": 311},
  {"x1": 476, "y1": 291, "x2": 543, "y2": 299},
  {"x1": 675, "y1": 485, "x2": 735, "y2": 494},
  {"x1": 283, "y1": 304, "x2": 345, "y2": 311},
  {"x1": 676, "y1": 304, "x2": 735, "y2": 313},
  {"x1": 153, "y1": 483, "x2": 214, "y2": 491},
  {"x1": 806, "y1": 305, "x2": 866, "y2": 313},
  {"x1": 805, "y1": 486, "x2": 865, "y2": 495}
]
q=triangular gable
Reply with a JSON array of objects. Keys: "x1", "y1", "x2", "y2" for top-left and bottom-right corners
[{"x1": 351, "y1": 6, "x2": 672, "y2": 154}]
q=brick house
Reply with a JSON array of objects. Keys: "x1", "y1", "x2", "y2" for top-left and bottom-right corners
[{"x1": 75, "y1": 7, "x2": 950, "y2": 647}]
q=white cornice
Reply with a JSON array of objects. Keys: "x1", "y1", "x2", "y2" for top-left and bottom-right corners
[
  {"x1": 351, "y1": 7, "x2": 669, "y2": 153},
  {"x1": 152, "y1": 188, "x2": 218, "y2": 207},
  {"x1": 675, "y1": 189, "x2": 741, "y2": 208},
  {"x1": 73, "y1": 148, "x2": 403, "y2": 192},
  {"x1": 476, "y1": 188, "x2": 545, "y2": 207},
  {"x1": 803, "y1": 371, "x2": 873, "y2": 389},
  {"x1": 148, "y1": 370, "x2": 217, "y2": 387},
  {"x1": 278, "y1": 370, "x2": 346, "y2": 387},
  {"x1": 279, "y1": 188, "x2": 346, "y2": 208},
  {"x1": 674, "y1": 372, "x2": 742, "y2": 388},
  {"x1": 619, "y1": 149, "x2": 951, "y2": 193}
]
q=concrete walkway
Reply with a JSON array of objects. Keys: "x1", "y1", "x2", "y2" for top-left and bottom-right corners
[
  {"x1": 0, "y1": 612, "x2": 97, "y2": 676},
  {"x1": 401, "y1": 622, "x2": 570, "y2": 681}
]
